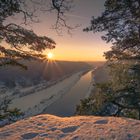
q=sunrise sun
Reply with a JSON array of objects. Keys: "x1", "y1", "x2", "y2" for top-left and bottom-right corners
[{"x1": 47, "y1": 52, "x2": 54, "y2": 59}]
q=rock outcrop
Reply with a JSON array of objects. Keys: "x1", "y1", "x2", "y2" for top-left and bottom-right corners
[{"x1": 0, "y1": 114, "x2": 140, "y2": 140}]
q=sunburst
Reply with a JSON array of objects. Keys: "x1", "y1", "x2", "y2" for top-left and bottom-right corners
[{"x1": 47, "y1": 52, "x2": 54, "y2": 59}]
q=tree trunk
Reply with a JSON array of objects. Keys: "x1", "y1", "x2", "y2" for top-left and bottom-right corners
[{"x1": 138, "y1": 0, "x2": 140, "y2": 39}]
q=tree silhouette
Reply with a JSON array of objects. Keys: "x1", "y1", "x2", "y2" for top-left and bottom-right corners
[
  {"x1": 76, "y1": 0, "x2": 140, "y2": 119},
  {"x1": 85, "y1": 0, "x2": 140, "y2": 61},
  {"x1": 0, "y1": 0, "x2": 74, "y2": 68}
]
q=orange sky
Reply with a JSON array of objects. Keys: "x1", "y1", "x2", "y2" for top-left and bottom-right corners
[
  {"x1": 8, "y1": 0, "x2": 111, "y2": 61},
  {"x1": 46, "y1": 34, "x2": 111, "y2": 61},
  {"x1": 38, "y1": 0, "x2": 111, "y2": 61}
]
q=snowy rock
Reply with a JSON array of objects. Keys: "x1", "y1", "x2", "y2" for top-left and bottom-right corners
[{"x1": 0, "y1": 114, "x2": 140, "y2": 140}]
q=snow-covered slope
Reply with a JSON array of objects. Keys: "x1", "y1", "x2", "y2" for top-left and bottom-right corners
[{"x1": 0, "y1": 114, "x2": 140, "y2": 140}]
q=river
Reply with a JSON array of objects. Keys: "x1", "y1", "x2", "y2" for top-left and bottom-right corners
[{"x1": 43, "y1": 70, "x2": 92, "y2": 117}]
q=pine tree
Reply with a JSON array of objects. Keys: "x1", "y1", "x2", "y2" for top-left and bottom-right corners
[{"x1": 77, "y1": 0, "x2": 140, "y2": 119}]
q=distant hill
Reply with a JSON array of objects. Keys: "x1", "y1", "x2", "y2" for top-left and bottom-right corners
[
  {"x1": 86, "y1": 61, "x2": 106, "y2": 67},
  {"x1": 0, "y1": 60, "x2": 91, "y2": 88}
]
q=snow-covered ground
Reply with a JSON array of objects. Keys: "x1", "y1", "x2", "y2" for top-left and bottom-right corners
[
  {"x1": 0, "y1": 114, "x2": 140, "y2": 140},
  {"x1": 9, "y1": 71, "x2": 84, "y2": 117}
]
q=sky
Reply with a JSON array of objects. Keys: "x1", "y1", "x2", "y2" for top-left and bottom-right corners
[{"x1": 10, "y1": 0, "x2": 112, "y2": 61}]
